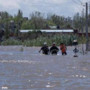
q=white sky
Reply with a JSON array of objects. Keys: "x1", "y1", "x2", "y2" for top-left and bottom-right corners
[{"x1": 0, "y1": 0, "x2": 89, "y2": 17}]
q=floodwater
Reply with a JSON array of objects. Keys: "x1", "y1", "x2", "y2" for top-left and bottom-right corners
[{"x1": 0, "y1": 46, "x2": 90, "y2": 90}]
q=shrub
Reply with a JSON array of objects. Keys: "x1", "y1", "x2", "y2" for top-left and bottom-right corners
[
  {"x1": 1, "y1": 34, "x2": 84, "y2": 46},
  {"x1": 23, "y1": 34, "x2": 78, "y2": 46},
  {"x1": 1, "y1": 39, "x2": 22, "y2": 45}
]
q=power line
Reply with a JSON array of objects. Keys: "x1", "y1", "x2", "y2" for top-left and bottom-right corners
[
  {"x1": 72, "y1": 0, "x2": 82, "y2": 5},
  {"x1": 89, "y1": 2, "x2": 90, "y2": 14},
  {"x1": 78, "y1": 0, "x2": 83, "y2": 4},
  {"x1": 71, "y1": 0, "x2": 85, "y2": 13}
]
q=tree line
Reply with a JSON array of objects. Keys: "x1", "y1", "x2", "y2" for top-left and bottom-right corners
[{"x1": 0, "y1": 10, "x2": 90, "y2": 39}]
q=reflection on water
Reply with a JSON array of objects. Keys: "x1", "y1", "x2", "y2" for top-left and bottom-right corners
[
  {"x1": 72, "y1": 75, "x2": 87, "y2": 78},
  {"x1": 2, "y1": 86, "x2": 8, "y2": 89},
  {"x1": 0, "y1": 60, "x2": 39, "y2": 64}
]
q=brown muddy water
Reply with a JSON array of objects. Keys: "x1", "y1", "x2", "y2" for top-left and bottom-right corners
[{"x1": 0, "y1": 46, "x2": 90, "y2": 90}]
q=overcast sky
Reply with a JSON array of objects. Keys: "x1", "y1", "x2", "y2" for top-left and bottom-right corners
[{"x1": 0, "y1": 0, "x2": 89, "y2": 17}]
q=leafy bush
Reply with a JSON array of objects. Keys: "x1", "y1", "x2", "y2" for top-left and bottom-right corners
[
  {"x1": 23, "y1": 34, "x2": 78, "y2": 46},
  {"x1": 1, "y1": 39, "x2": 22, "y2": 45},
  {"x1": 1, "y1": 34, "x2": 86, "y2": 46}
]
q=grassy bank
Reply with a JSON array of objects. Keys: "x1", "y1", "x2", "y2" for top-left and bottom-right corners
[{"x1": 1, "y1": 35, "x2": 87, "y2": 46}]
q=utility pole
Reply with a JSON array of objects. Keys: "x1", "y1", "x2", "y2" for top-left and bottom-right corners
[
  {"x1": 81, "y1": 9, "x2": 84, "y2": 34},
  {"x1": 85, "y1": 2, "x2": 89, "y2": 51},
  {"x1": 81, "y1": 9, "x2": 85, "y2": 54}
]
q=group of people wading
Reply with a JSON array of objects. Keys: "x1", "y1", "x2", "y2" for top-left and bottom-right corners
[{"x1": 39, "y1": 42, "x2": 67, "y2": 55}]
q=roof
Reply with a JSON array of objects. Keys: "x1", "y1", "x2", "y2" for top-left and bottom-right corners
[
  {"x1": 49, "y1": 26, "x2": 57, "y2": 29},
  {"x1": 20, "y1": 29, "x2": 74, "y2": 33}
]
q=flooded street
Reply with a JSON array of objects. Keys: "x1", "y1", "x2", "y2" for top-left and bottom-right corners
[{"x1": 0, "y1": 46, "x2": 90, "y2": 90}]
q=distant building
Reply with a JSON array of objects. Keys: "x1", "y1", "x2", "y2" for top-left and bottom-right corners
[
  {"x1": 23, "y1": 17, "x2": 28, "y2": 20},
  {"x1": 49, "y1": 26, "x2": 57, "y2": 29},
  {"x1": 48, "y1": 25, "x2": 60, "y2": 29},
  {"x1": 20, "y1": 29, "x2": 74, "y2": 34},
  {"x1": 19, "y1": 29, "x2": 77, "y2": 40}
]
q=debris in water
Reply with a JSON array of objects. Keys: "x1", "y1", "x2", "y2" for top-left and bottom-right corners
[
  {"x1": 48, "y1": 82, "x2": 50, "y2": 84},
  {"x1": 72, "y1": 75, "x2": 87, "y2": 78},
  {"x1": 46, "y1": 85, "x2": 55, "y2": 88},
  {"x1": 28, "y1": 80, "x2": 31, "y2": 82},
  {"x1": 76, "y1": 75, "x2": 79, "y2": 77},
  {"x1": 48, "y1": 73, "x2": 52, "y2": 75},
  {"x1": 2, "y1": 86, "x2": 8, "y2": 89}
]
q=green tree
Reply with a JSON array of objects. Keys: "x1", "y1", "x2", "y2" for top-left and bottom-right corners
[
  {"x1": 14, "y1": 10, "x2": 23, "y2": 29},
  {"x1": 21, "y1": 21, "x2": 32, "y2": 29},
  {"x1": 30, "y1": 12, "x2": 46, "y2": 29},
  {"x1": 73, "y1": 13, "x2": 82, "y2": 30},
  {"x1": 4, "y1": 21, "x2": 10, "y2": 39}
]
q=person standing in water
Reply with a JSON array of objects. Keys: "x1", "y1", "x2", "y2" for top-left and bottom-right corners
[
  {"x1": 60, "y1": 43, "x2": 67, "y2": 55},
  {"x1": 50, "y1": 42, "x2": 59, "y2": 55},
  {"x1": 39, "y1": 42, "x2": 49, "y2": 55}
]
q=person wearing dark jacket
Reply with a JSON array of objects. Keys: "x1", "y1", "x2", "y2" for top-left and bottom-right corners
[
  {"x1": 50, "y1": 43, "x2": 59, "y2": 55},
  {"x1": 39, "y1": 42, "x2": 49, "y2": 55}
]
